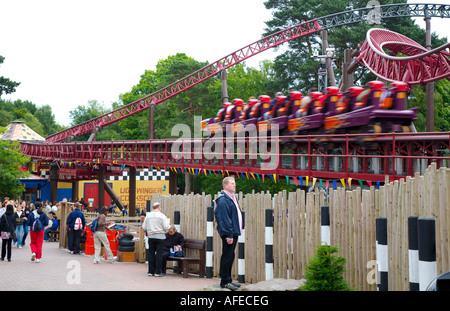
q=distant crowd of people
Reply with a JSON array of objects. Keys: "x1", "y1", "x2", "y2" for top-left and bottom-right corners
[
  {"x1": 1, "y1": 177, "x2": 244, "y2": 291},
  {"x1": 0, "y1": 198, "x2": 59, "y2": 262}
]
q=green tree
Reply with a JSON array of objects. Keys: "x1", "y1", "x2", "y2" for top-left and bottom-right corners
[
  {"x1": 185, "y1": 172, "x2": 297, "y2": 196},
  {"x1": 207, "y1": 61, "x2": 278, "y2": 101},
  {"x1": 120, "y1": 53, "x2": 217, "y2": 140},
  {"x1": 68, "y1": 100, "x2": 122, "y2": 141},
  {"x1": 301, "y1": 244, "x2": 351, "y2": 291},
  {"x1": 0, "y1": 134, "x2": 30, "y2": 198},
  {"x1": 34, "y1": 104, "x2": 65, "y2": 136},
  {"x1": 0, "y1": 55, "x2": 20, "y2": 98},
  {"x1": 0, "y1": 99, "x2": 64, "y2": 137},
  {"x1": 408, "y1": 80, "x2": 450, "y2": 132},
  {"x1": 0, "y1": 109, "x2": 14, "y2": 127}
]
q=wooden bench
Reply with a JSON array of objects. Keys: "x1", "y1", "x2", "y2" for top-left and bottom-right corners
[
  {"x1": 166, "y1": 239, "x2": 205, "y2": 278},
  {"x1": 48, "y1": 230, "x2": 60, "y2": 242}
]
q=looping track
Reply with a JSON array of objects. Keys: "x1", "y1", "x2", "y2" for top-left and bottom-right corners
[{"x1": 356, "y1": 28, "x2": 450, "y2": 85}]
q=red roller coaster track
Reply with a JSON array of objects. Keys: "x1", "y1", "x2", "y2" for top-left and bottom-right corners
[
  {"x1": 18, "y1": 132, "x2": 450, "y2": 183},
  {"x1": 18, "y1": 3, "x2": 450, "y2": 184},
  {"x1": 356, "y1": 28, "x2": 450, "y2": 84},
  {"x1": 44, "y1": 19, "x2": 321, "y2": 144}
]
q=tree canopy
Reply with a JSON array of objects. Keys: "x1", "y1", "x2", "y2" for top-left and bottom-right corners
[
  {"x1": 0, "y1": 55, "x2": 20, "y2": 98},
  {"x1": 0, "y1": 137, "x2": 30, "y2": 199}
]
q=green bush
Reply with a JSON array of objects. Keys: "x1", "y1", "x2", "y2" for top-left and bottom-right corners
[{"x1": 300, "y1": 244, "x2": 351, "y2": 291}]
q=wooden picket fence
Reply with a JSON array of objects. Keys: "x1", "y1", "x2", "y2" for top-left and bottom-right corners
[{"x1": 150, "y1": 162, "x2": 450, "y2": 290}]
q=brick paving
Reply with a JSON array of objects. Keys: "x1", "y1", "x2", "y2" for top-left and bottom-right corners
[{"x1": 0, "y1": 235, "x2": 219, "y2": 291}]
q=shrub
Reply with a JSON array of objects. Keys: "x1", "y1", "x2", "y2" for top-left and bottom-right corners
[{"x1": 300, "y1": 244, "x2": 351, "y2": 291}]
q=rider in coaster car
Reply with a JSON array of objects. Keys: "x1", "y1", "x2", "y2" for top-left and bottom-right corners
[
  {"x1": 354, "y1": 80, "x2": 385, "y2": 109},
  {"x1": 297, "y1": 90, "x2": 321, "y2": 117},
  {"x1": 251, "y1": 95, "x2": 270, "y2": 119},
  {"x1": 240, "y1": 97, "x2": 259, "y2": 120},
  {"x1": 225, "y1": 98, "x2": 244, "y2": 121},
  {"x1": 335, "y1": 86, "x2": 364, "y2": 114},
  {"x1": 215, "y1": 102, "x2": 231, "y2": 122},
  {"x1": 379, "y1": 82, "x2": 408, "y2": 109},
  {"x1": 264, "y1": 92, "x2": 285, "y2": 120},
  {"x1": 313, "y1": 87, "x2": 339, "y2": 114},
  {"x1": 281, "y1": 90, "x2": 302, "y2": 117}
]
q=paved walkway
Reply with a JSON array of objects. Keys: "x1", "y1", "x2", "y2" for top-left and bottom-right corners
[{"x1": 0, "y1": 236, "x2": 219, "y2": 291}]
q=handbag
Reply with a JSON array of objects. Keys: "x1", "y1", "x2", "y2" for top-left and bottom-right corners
[
  {"x1": 174, "y1": 250, "x2": 185, "y2": 257},
  {"x1": 1, "y1": 231, "x2": 11, "y2": 239}
]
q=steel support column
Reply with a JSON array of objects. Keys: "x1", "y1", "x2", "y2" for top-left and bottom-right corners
[
  {"x1": 50, "y1": 162, "x2": 58, "y2": 203},
  {"x1": 98, "y1": 166, "x2": 105, "y2": 209},
  {"x1": 129, "y1": 166, "x2": 136, "y2": 216},
  {"x1": 71, "y1": 181, "x2": 79, "y2": 202},
  {"x1": 425, "y1": 14, "x2": 435, "y2": 132}
]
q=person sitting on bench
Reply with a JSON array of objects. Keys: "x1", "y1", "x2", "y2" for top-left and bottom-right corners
[
  {"x1": 162, "y1": 225, "x2": 185, "y2": 274},
  {"x1": 44, "y1": 212, "x2": 58, "y2": 241}
]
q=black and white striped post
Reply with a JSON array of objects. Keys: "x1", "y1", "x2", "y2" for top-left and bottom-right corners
[
  {"x1": 206, "y1": 203, "x2": 214, "y2": 278},
  {"x1": 321, "y1": 206, "x2": 330, "y2": 245},
  {"x1": 265, "y1": 209, "x2": 274, "y2": 280},
  {"x1": 173, "y1": 210, "x2": 181, "y2": 232},
  {"x1": 418, "y1": 217, "x2": 437, "y2": 291},
  {"x1": 146, "y1": 199, "x2": 151, "y2": 213},
  {"x1": 408, "y1": 216, "x2": 419, "y2": 291},
  {"x1": 376, "y1": 217, "x2": 388, "y2": 291},
  {"x1": 144, "y1": 200, "x2": 152, "y2": 263},
  {"x1": 238, "y1": 211, "x2": 245, "y2": 283},
  {"x1": 172, "y1": 210, "x2": 181, "y2": 271}
]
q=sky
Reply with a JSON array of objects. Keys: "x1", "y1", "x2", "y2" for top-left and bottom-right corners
[{"x1": 1, "y1": 0, "x2": 449, "y2": 128}]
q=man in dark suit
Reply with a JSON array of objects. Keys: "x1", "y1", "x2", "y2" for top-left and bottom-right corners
[{"x1": 214, "y1": 176, "x2": 243, "y2": 291}]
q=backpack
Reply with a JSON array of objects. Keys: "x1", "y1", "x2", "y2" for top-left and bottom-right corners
[
  {"x1": 31, "y1": 216, "x2": 43, "y2": 232},
  {"x1": 90, "y1": 218, "x2": 98, "y2": 233},
  {"x1": 74, "y1": 217, "x2": 83, "y2": 230}
]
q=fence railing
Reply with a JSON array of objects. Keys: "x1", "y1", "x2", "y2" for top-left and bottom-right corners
[{"x1": 147, "y1": 163, "x2": 449, "y2": 290}]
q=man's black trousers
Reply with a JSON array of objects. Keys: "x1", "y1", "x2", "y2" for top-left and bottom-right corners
[{"x1": 219, "y1": 236, "x2": 238, "y2": 287}]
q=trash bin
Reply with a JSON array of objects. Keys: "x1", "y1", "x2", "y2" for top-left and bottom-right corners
[
  {"x1": 105, "y1": 230, "x2": 125, "y2": 259},
  {"x1": 84, "y1": 227, "x2": 95, "y2": 255},
  {"x1": 426, "y1": 271, "x2": 450, "y2": 291}
]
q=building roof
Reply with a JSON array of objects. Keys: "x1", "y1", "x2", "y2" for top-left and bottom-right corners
[{"x1": 0, "y1": 121, "x2": 45, "y2": 142}]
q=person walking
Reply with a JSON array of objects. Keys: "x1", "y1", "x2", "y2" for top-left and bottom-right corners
[
  {"x1": 26, "y1": 202, "x2": 49, "y2": 263},
  {"x1": 214, "y1": 176, "x2": 244, "y2": 291},
  {"x1": 66, "y1": 203, "x2": 86, "y2": 254},
  {"x1": 1, "y1": 204, "x2": 17, "y2": 261},
  {"x1": 142, "y1": 202, "x2": 171, "y2": 277},
  {"x1": 22, "y1": 202, "x2": 31, "y2": 247},
  {"x1": 93, "y1": 207, "x2": 117, "y2": 264},
  {"x1": 13, "y1": 203, "x2": 27, "y2": 248}
]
